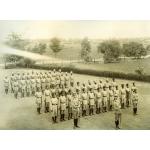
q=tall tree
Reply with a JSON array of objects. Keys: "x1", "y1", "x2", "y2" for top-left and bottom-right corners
[
  {"x1": 123, "y1": 42, "x2": 147, "y2": 59},
  {"x1": 32, "y1": 43, "x2": 47, "y2": 55},
  {"x1": 81, "y1": 37, "x2": 91, "y2": 62},
  {"x1": 49, "y1": 37, "x2": 63, "y2": 57},
  {"x1": 6, "y1": 32, "x2": 27, "y2": 49},
  {"x1": 97, "y1": 40, "x2": 121, "y2": 63}
]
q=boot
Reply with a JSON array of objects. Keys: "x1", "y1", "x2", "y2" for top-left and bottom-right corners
[
  {"x1": 39, "y1": 108, "x2": 41, "y2": 114},
  {"x1": 60, "y1": 114, "x2": 63, "y2": 121},
  {"x1": 71, "y1": 113, "x2": 73, "y2": 119},
  {"x1": 47, "y1": 107, "x2": 49, "y2": 112},
  {"x1": 63, "y1": 114, "x2": 65, "y2": 121},
  {"x1": 135, "y1": 108, "x2": 137, "y2": 115},
  {"x1": 55, "y1": 116, "x2": 57, "y2": 123},
  {"x1": 117, "y1": 120, "x2": 120, "y2": 129},
  {"x1": 73, "y1": 119, "x2": 76, "y2": 129},
  {"x1": 45, "y1": 107, "x2": 47, "y2": 113},
  {"x1": 76, "y1": 119, "x2": 80, "y2": 128},
  {"x1": 37, "y1": 108, "x2": 39, "y2": 113},
  {"x1": 52, "y1": 117, "x2": 55, "y2": 123},
  {"x1": 115, "y1": 121, "x2": 117, "y2": 129},
  {"x1": 68, "y1": 113, "x2": 70, "y2": 120}
]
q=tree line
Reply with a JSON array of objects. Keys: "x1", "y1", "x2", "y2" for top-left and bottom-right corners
[{"x1": 4, "y1": 32, "x2": 150, "y2": 64}]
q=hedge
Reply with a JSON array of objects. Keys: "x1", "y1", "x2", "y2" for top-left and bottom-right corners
[{"x1": 30, "y1": 63, "x2": 150, "y2": 83}]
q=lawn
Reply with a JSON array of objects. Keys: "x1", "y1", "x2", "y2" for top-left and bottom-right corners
[{"x1": 74, "y1": 58, "x2": 150, "y2": 75}]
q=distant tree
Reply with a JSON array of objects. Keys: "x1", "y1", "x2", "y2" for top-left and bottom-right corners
[
  {"x1": 6, "y1": 32, "x2": 27, "y2": 50},
  {"x1": 49, "y1": 37, "x2": 63, "y2": 57},
  {"x1": 81, "y1": 37, "x2": 91, "y2": 62},
  {"x1": 32, "y1": 43, "x2": 47, "y2": 55},
  {"x1": 123, "y1": 42, "x2": 147, "y2": 59},
  {"x1": 146, "y1": 45, "x2": 150, "y2": 52},
  {"x1": 97, "y1": 40, "x2": 121, "y2": 63}
]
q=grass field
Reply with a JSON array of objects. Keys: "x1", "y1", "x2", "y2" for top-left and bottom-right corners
[
  {"x1": 74, "y1": 58, "x2": 150, "y2": 75},
  {"x1": 0, "y1": 68, "x2": 150, "y2": 130}
]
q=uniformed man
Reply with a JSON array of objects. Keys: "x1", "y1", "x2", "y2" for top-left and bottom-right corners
[
  {"x1": 13, "y1": 78, "x2": 19, "y2": 99},
  {"x1": 36, "y1": 76, "x2": 41, "y2": 92},
  {"x1": 120, "y1": 84, "x2": 126, "y2": 109},
  {"x1": 81, "y1": 88, "x2": 88, "y2": 116},
  {"x1": 30, "y1": 76, "x2": 36, "y2": 96},
  {"x1": 102, "y1": 86, "x2": 108, "y2": 112},
  {"x1": 87, "y1": 80, "x2": 92, "y2": 92},
  {"x1": 95, "y1": 87, "x2": 102, "y2": 114},
  {"x1": 114, "y1": 94, "x2": 122, "y2": 129},
  {"x1": 20, "y1": 77, "x2": 26, "y2": 97},
  {"x1": 10, "y1": 73, "x2": 15, "y2": 93},
  {"x1": 93, "y1": 80, "x2": 98, "y2": 95},
  {"x1": 35, "y1": 88, "x2": 42, "y2": 114},
  {"x1": 82, "y1": 82, "x2": 87, "y2": 93},
  {"x1": 65, "y1": 72, "x2": 70, "y2": 87},
  {"x1": 111, "y1": 78, "x2": 117, "y2": 92},
  {"x1": 59, "y1": 90, "x2": 67, "y2": 121},
  {"x1": 132, "y1": 89, "x2": 138, "y2": 115},
  {"x1": 126, "y1": 83, "x2": 131, "y2": 107},
  {"x1": 4, "y1": 76, "x2": 9, "y2": 94},
  {"x1": 76, "y1": 88, "x2": 82, "y2": 117},
  {"x1": 88, "y1": 88, "x2": 95, "y2": 115},
  {"x1": 50, "y1": 93, "x2": 59, "y2": 123},
  {"x1": 98, "y1": 80, "x2": 103, "y2": 89},
  {"x1": 26, "y1": 76, "x2": 31, "y2": 97},
  {"x1": 104, "y1": 79, "x2": 109, "y2": 92},
  {"x1": 76, "y1": 82, "x2": 81, "y2": 94},
  {"x1": 67, "y1": 89, "x2": 73, "y2": 120},
  {"x1": 131, "y1": 82, "x2": 137, "y2": 94},
  {"x1": 41, "y1": 76, "x2": 46, "y2": 94},
  {"x1": 108, "y1": 86, "x2": 114, "y2": 111},
  {"x1": 60, "y1": 72, "x2": 65, "y2": 87},
  {"x1": 70, "y1": 71, "x2": 74, "y2": 87},
  {"x1": 72, "y1": 91, "x2": 80, "y2": 129},
  {"x1": 44, "y1": 85, "x2": 51, "y2": 113}
]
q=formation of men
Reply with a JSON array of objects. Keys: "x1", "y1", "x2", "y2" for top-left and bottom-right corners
[{"x1": 4, "y1": 69, "x2": 139, "y2": 129}]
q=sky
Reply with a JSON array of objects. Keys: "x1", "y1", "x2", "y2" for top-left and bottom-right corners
[{"x1": 1, "y1": 21, "x2": 150, "y2": 40}]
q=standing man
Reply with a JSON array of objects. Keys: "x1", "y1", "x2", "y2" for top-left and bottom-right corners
[
  {"x1": 13, "y1": 78, "x2": 19, "y2": 99},
  {"x1": 120, "y1": 84, "x2": 126, "y2": 109},
  {"x1": 126, "y1": 83, "x2": 131, "y2": 107},
  {"x1": 102, "y1": 86, "x2": 108, "y2": 112},
  {"x1": 67, "y1": 89, "x2": 73, "y2": 120},
  {"x1": 20, "y1": 77, "x2": 26, "y2": 98},
  {"x1": 72, "y1": 92, "x2": 80, "y2": 129},
  {"x1": 26, "y1": 76, "x2": 31, "y2": 97},
  {"x1": 4, "y1": 76, "x2": 9, "y2": 94},
  {"x1": 35, "y1": 88, "x2": 42, "y2": 114},
  {"x1": 132, "y1": 89, "x2": 139, "y2": 115},
  {"x1": 88, "y1": 88, "x2": 95, "y2": 115},
  {"x1": 70, "y1": 71, "x2": 74, "y2": 87},
  {"x1": 59, "y1": 91, "x2": 67, "y2": 121},
  {"x1": 114, "y1": 94, "x2": 122, "y2": 129},
  {"x1": 108, "y1": 86, "x2": 114, "y2": 111},
  {"x1": 30, "y1": 76, "x2": 36, "y2": 96},
  {"x1": 44, "y1": 85, "x2": 51, "y2": 113},
  {"x1": 50, "y1": 93, "x2": 59, "y2": 123},
  {"x1": 95, "y1": 87, "x2": 102, "y2": 114},
  {"x1": 81, "y1": 88, "x2": 88, "y2": 116}
]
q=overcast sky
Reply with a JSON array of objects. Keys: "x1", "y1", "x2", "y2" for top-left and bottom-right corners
[{"x1": 1, "y1": 21, "x2": 150, "y2": 40}]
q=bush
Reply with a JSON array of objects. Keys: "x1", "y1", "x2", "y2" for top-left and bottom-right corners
[{"x1": 30, "y1": 63, "x2": 150, "y2": 82}]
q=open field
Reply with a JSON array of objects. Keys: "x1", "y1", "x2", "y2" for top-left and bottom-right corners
[
  {"x1": 0, "y1": 68, "x2": 150, "y2": 130},
  {"x1": 74, "y1": 58, "x2": 150, "y2": 75}
]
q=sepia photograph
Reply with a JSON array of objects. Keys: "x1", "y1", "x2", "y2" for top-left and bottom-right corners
[{"x1": 0, "y1": 20, "x2": 150, "y2": 130}]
